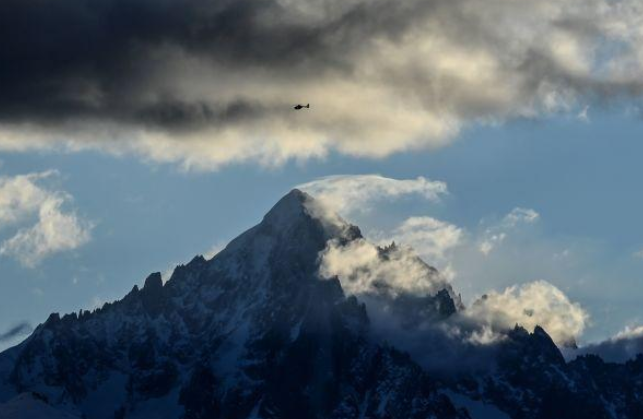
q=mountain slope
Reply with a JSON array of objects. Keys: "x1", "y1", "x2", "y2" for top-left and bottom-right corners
[{"x1": 0, "y1": 190, "x2": 467, "y2": 419}]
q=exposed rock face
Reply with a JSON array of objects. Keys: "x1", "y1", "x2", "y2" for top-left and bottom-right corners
[{"x1": 0, "y1": 189, "x2": 641, "y2": 419}]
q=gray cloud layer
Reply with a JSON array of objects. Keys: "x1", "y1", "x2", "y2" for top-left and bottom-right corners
[{"x1": 1, "y1": 0, "x2": 643, "y2": 168}]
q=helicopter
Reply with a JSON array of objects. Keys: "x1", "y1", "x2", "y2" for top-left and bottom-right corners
[{"x1": 294, "y1": 103, "x2": 310, "y2": 110}]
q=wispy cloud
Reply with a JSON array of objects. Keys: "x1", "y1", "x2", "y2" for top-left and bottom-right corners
[
  {"x1": 298, "y1": 175, "x2": 447, "y2": 215},
  {"x1": 478, "y1": 207, "x2": 540, "y2": 256},
  {"x1": 578, "y1": 106, "x2": 591, "y2": 123}
]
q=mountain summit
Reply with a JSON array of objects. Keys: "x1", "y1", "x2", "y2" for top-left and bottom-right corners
[{"x1": 1, "y1": 190, "x2": 642, "y2": 419}]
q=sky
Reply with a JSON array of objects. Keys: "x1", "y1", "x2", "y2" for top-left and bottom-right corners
[{"x1": 1, "y1": 0, "x2": 643, "y2": 352}]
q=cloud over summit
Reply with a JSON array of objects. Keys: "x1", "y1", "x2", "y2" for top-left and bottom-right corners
[
  {"x1": 2, "y1": 0, "x2": 643, "y2": 168},
  {"x1": 298, "y1": 175, "x2": 448, "y2": 215}
]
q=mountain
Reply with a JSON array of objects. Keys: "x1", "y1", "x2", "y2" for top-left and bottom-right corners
[{"x1": 0, "y1": 189, "x2": 642, "y2": 419}]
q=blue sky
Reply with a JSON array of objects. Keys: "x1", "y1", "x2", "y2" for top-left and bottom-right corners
[{"x1": 1, "y1": 108, "x2": 642, "y2": 350}]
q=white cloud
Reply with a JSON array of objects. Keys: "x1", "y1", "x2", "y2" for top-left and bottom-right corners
[
  {"x1": 319, "y1": 238, "x2": 448, "y2": 297},
  {"x1": 466, "y1": 280, "x2": 589, "y2": 346},
  {"x1": 0, "y1": 171, "x2": 92, "y2": 267},
  {"x1": 633, "y1": 249, "x2": 643, "y2": 259},
  {"x1": 297, "y1": 175, "x2": 447, "y2": 215}
]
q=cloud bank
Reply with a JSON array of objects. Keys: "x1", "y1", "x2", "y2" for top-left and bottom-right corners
[
  {"x1": 320, "y1": 234, "x2": 588, "y2": 347},
  {"x1": 306, "y1": 178, "x2": 588, "y2": 351},
  {"x1": 316, "y1": 233, "x2": 590, "y2": 371},
  {"x1": 2, "y1": 0, "x2": 643, "y2": 169},
  {"x1": 0, "y1": 171, "x2": 92, "y2": 267}
]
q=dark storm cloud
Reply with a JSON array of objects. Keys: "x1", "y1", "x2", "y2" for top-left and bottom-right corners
[
  {"x1": 0, "y1": 0, "x2": 615, "y2": 126},
  {"x1": 0, "y1": 0, "x2": 441, "y2": 126},
  {"x1": 0, "y1": 0, "x2": 642, "y2": 169},
  {"x1": 135, "y1": 99, "x2": 274, "y2": 131},
  {"x1": 0, "y1": 0, "x2": 317, "y2": 126}
]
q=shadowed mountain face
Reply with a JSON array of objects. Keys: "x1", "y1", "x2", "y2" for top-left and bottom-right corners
[{"x1": 0, "y1": 190, "x2": 642, "y2": 419}]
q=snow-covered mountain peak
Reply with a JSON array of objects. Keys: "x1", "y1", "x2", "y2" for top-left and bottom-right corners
[
  {"x1": 258, "y1": 188, "x2": 359, "y2": 242},
  {"x1": 216, "y1": 189, "x2": 361, "y2": 275},
  {"x1": 261, "y1": 189, "x2": 311, "y2": 228},
  {"x1": 2, "y1": 191, "x2": 643, "y2": 419}
]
